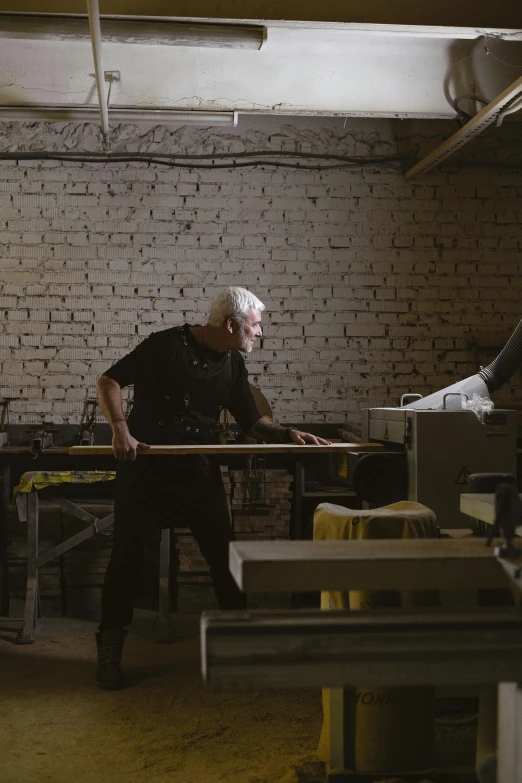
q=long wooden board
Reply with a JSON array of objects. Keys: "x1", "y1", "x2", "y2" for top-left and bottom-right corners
[
  {"x1": 0, "y1": 446, "x2": 71, "y2": 454},
  {"x1": 69, "y1": 442, "x2": 382, "y2": 456},
  {"x1": 229, "y1": 537, "x2": 519, "y2": 592},
  {"x1": 201, "y1": 606, "x2": 522, "y2": 689}
]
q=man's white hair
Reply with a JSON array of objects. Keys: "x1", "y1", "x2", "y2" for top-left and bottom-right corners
[{"x1": 207, "y1": 287, "x2": 265, "y2": 327}]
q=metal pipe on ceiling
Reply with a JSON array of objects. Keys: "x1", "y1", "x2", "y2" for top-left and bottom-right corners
[
  {"x1": 0, "y1": 13, "x2": 266, "y2": 50},
  {"x1": 0, "y1": 105, "x2": 238, "y2": 126},
  {"x1": 86, "y1": 0, "x2": 111, "y2": 151}
]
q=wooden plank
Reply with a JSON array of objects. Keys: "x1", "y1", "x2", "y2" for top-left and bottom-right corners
[
  {"x1": 69, "y1": 442, "x2": 382, "y2": 456},
  {"x1": 201, "y1": 607, "x2": 522, "y2": 690},
  {"x1": 228, "y1": 538, "x2": 518, "y2": 592},
  {"x1": 461, "y1": 493, "x2": 522, "y2": 535},
  {"x1": 36, "y1": 513, "x2": 114, "y2": 567},
  {"x1": 0, "y1": 446, "x2": 70, "y2": 454}
]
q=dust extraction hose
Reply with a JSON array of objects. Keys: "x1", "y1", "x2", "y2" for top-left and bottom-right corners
[
  {"x1": 403, "y1": 317, "x2": 522, "y2": 410},
  {"x1": 478, "y1": 317, "x2": 522, "y2": 393}
]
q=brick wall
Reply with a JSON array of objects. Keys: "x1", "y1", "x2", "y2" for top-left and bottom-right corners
[{"x1": 0, "y1": 117, "x2": 521, "y2": 427}]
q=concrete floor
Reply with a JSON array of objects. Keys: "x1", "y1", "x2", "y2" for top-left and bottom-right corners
[{"x1": 0, "y1": 611, "x2": 325, "y2": 783}]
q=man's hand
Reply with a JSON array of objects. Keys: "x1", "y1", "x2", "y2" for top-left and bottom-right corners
[
  {"x1": 288, "y1": 429, "x2": 331, "y2": 446},
  {"x1": 112, "y1": 422, "x2": 150, "y2": 461}
]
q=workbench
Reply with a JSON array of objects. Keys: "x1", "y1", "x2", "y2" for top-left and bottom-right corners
[
  {"x1": 460, "y1": 492, "x2": 522, "y2": 535},
  {"x1": 201, "y1": 536, "x2": 522, "y2": 782},
  {"x1": 0, "y1": 439, "x2": 116, "y2": 616},
  {"x1": 68, "y1": 444, "x2": 379, "y2": 543},
  {"x1": 14, "y1": 470, "x2": 116, "y2": 643},
  {"x1": 1, "y1": 436, "x2": 381, "y2": 631}
]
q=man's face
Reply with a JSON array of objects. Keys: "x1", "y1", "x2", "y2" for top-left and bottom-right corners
[{"x1": 238, "y1": 307, "x2": 263, "y2": 353}]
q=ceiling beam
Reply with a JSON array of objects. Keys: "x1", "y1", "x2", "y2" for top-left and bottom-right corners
[
  {"x1": 0, "y1": 29, "x2": 520, "y2": 119},
  {"x1": 0, "y1": 0, "x2": 522, "y2": 29}
]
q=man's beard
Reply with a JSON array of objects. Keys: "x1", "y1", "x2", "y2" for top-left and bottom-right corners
[{"x1": 239, "y1": 326, "x2": 253, "y2": 353}]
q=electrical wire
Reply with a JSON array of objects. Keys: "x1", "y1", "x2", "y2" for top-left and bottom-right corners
[
  {"x1": 486, "y1": 49, "x2": 522, "y2": 69},
  {"x1": 41, "y1": 158, "x2": 404, "y2": 170},
  {"x1": 448, "y1": 50, "x2": 475, "y2": 69},
  {"x1": 1, "y1": 150, "x2": 520, "y2": 172},
  {"x1": 448, "y1": 36, "x2": 522, "y2": 70},
  {"x1": 0, "y1": 150, "x2": 407, "y2": 162},
  {"x1": 0, "y1": 150, "x2": 410, "y2": 171},
  {"x1": 452, "y1": 94, "x2": 489, "y2": 120}
]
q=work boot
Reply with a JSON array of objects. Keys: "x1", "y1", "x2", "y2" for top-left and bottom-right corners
[{"x1": 95, "y1": 628, "x2": 127, "y2": 690}]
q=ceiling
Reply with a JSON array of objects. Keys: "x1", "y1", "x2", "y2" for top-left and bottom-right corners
[{"x1": 0, "y1": 3, "x2": 521, "y2": 123}]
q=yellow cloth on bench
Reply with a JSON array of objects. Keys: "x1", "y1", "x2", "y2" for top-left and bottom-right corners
[
  {"x1": 314, "y1": 500, "x2": 438, "y2": 773},
  {"x1": 12, "y1": 470, "x2": 115, "y2": 506}
]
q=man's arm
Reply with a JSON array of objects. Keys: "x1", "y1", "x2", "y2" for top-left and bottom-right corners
[
  {"x1": 97, "y1": 375, "x2": 150, "y2": 461},
  {"x1": 248, "y1": 416, "x2": 331, "y2": 446}
]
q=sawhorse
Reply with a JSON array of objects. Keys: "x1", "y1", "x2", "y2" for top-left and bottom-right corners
[{"x1": 14, "y1": 471, "x2": 173, "y2": 643}]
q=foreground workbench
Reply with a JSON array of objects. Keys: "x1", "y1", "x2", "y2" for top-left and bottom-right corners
[{"x1": 201, "y1": 536, "x2": 522, "y2": 782}]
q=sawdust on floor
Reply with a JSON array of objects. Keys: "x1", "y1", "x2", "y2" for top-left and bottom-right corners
[{"x1": 0, "y1": 612, "x2": 326, "y2": 783}]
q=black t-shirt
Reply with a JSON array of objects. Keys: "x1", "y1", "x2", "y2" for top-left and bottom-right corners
[{"x1": 102, "y1": 324, "x2": 261, "y2": 442}]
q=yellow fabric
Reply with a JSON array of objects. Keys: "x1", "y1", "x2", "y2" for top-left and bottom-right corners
[
  {"x1": 314, "y1": 500, "x2": 438, "y2": 611},
  {"x1": 314, "y1": 501, "x2": 438, "y2": 769},
  {"x1": 12, "y1": 470, "x2": 115, "y2": 504}
]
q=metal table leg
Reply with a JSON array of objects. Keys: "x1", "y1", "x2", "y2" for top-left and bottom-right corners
[
  {"x1": 292, "y1": 459, "x2": 304, "y2": 540},
  {"x1": 17, "y1": 491, "x2": 40, "y2": 644},
  {"x1": 0, "y1": 462, "x2": 10, "y2": 616},
  {"x1": 157, "y1": 527, "x2": 172, "y2": 642}
]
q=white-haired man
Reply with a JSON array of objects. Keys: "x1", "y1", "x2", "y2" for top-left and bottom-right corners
[{"x1": 95, "y1": 287, "x2": 329, "y2": 689}]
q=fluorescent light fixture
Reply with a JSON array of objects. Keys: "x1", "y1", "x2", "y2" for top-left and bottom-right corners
[
  {"x1": 0, "y1": 105, "x2": 238, "y2": 126},
  {"x1": 405, "y1": 75, "x2": 522, "y2": 179},
  {"x1": 0, "y1": 13, "x2": 266, "y2": 50}
]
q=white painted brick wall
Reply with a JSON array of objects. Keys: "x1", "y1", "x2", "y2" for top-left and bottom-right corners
[{"x1": 0, "y1": 118, "x2": 521, "y2": 426}]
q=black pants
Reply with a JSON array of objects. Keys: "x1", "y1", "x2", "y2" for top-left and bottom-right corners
[{"x1": 100, "y1": 456, "x2": 246, "y2": 630}]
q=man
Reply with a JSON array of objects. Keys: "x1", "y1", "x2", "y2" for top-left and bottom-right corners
[{"x1": 96, "y1": 287, "x2": 329, "y2": 689}]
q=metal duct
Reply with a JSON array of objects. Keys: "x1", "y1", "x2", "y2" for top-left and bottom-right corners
[{"x1": 478, "y1": 318, "x2": 522, "y2": 393}]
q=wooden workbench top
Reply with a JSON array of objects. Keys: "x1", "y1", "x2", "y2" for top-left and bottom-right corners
[
  {"x1": 69, "y1": 442, "x2": 382, "y2": 456},
  {"x1": 228, "y1": 537, "x2": 520, "y2": 592},
  {"x1": 461, "y1": 492, "x2": 522, "y2": 535}
]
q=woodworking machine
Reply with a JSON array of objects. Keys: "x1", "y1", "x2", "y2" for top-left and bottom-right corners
[
  {"x1": 344, "y1": 318, "x2": 522, "y2": 527},
  {"x1": 357, "y1": 406, "x2": 517, "y2": 528}
]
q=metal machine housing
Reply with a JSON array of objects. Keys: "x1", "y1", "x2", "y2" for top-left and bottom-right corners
[{"x1": 361, "y1": 408, "x2": 517, "y2": 528}]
